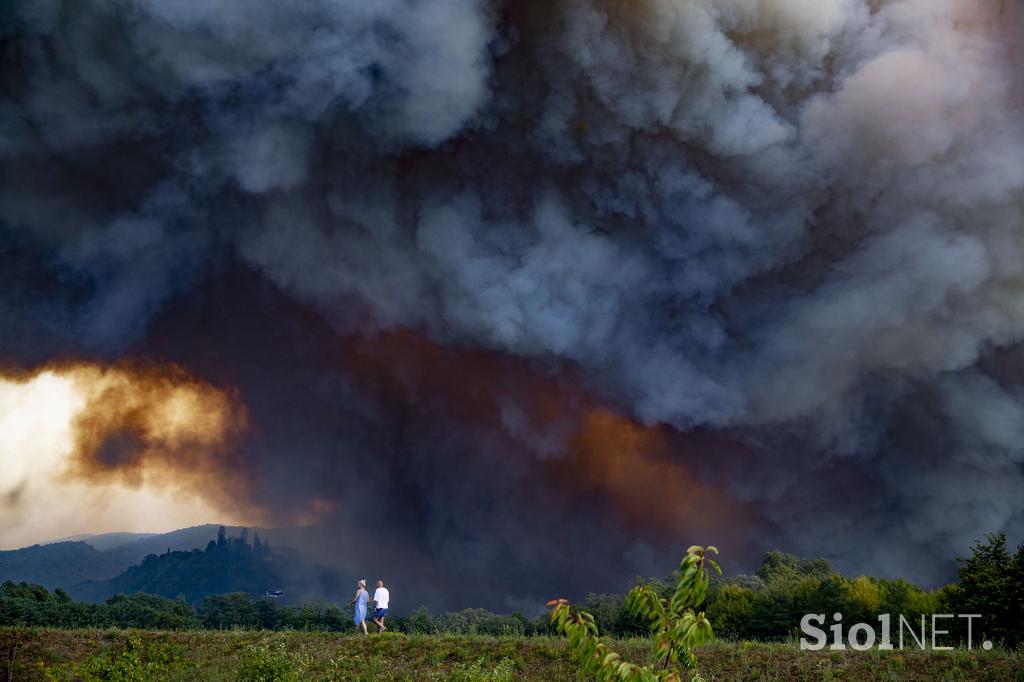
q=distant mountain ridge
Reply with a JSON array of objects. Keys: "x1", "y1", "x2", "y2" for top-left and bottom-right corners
[
  {"x1": 44, "y1": 532, "x2": 157, "y2": 551},
  {"x1": 0, "y1": 524, "x2": 326, "y2": 598}
]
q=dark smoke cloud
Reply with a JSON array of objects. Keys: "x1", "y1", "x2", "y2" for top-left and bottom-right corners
[{"x1": 3, "y1": 0, "x2": 1024, "y2": 608}]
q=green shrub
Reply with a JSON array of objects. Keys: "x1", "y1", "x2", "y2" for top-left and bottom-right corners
[
  {"x1": 235, "y1": 640, "x2": 308, "y2": 682},
  {"x1": 407, "y1": 606, "x2": 434, "y2": 634},
  {"x1": 76, "y1": 635, "x2": 147, "y2": 682},
  {"x1": 549, "y1": 545, "x2": 720, "y2": 681},
  {"x1": 434, "y1": 656, "x2": 516, "y2": 682},
  {"x1": 43, "y1": 634, "x2": 193, "y2": 682}
]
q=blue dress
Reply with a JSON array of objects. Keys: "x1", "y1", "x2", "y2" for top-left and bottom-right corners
[{"x1": 354, "y1": 589, "x2": 368, "y2": 625}]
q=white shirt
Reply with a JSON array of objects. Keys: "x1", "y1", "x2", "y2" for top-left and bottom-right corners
[{"x1": 373, "y1": 587, "x2": 390, "y2": 609}]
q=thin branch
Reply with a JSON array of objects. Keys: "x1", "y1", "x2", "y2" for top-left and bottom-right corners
[{"x1": 6, "y1": 642, "x2": 18, "y2": 682}]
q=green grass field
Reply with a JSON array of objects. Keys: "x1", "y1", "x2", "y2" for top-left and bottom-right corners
[{"x1": 2, "y1": 627, "x2": 1022, "y2": 681}]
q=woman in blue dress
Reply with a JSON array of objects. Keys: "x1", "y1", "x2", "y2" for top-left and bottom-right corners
[{"x1": 346, "y1": 579, "x2": 369, "y2": 634}]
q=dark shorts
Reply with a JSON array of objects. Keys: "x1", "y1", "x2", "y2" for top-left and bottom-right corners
[{"x1": 375, "y1": 608, "x2": 388, "y2": 619}]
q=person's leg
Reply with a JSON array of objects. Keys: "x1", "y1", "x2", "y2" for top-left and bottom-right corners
[
  {"x1": 380, "y1": 615, "x2": 386, "y2": 632},
  {"x1": 360, "y1": 620, "x2": 368, "y2": 635}
]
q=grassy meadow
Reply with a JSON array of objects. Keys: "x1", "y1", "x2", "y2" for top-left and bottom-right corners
[{"x1": 2, "y1": 627, "x2": 1022, "y2": 681}]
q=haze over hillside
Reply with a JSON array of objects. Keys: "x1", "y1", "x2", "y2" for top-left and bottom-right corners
[
  {"x1": 68, "y1": 527, "x2": 347, "y2": 605},
  {"x1": 1, "y1": 525, "x2": 325, "y2": 596},
  {"x1": 44, "y1": 532, "x2": 157, "y2": 552}
]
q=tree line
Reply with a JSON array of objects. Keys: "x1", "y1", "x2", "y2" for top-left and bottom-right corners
[
  {"x1": 585, "y1": 534, "x2": 1024, "y2": 647},
  {"x1": 2, "y1": 534, "x2": 1022, "y2": 646},
  {"x1": 0, "y1": 583, "x2": 541, "y2": 635}
]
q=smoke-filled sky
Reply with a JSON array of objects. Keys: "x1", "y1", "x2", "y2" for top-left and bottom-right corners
[{"x1": 2, "y1": 0, "x2": 1024, "y2": 609}]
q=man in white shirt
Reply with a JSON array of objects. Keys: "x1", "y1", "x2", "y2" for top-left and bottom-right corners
[{"x1": 372, "y1": 579, "x2": 390, "y2": 633}]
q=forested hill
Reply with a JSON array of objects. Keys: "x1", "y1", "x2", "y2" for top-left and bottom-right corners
[
  {"x1": 68, "y1": 529, "x2": 347, "y2": 605},
  {"x1": 0, "y1": 542, "x2": 125, "y2": 587},
  {"x1": 0, "y1": 524, "x2": 318, "y2": 593}
]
